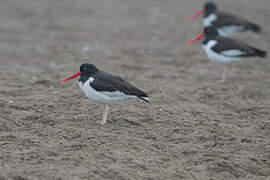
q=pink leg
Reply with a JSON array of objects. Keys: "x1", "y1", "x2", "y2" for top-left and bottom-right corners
[
  {"x1": 228, "y1": 63, "x2": 235, "y2": 78},
  {"x1": 216, "y1": 68, "x2": 226, "y2": 83},
  {"x1": 101, "y1": 104, "x2": 109, "y2": 124}
]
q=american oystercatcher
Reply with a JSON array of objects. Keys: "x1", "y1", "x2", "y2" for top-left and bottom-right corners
[
  {"x1": 62, "y1": 63, "x2": 149, "y2": 124},
  {"x1": 187, "y1": 26, "x2": 267, "y2": 82},
  {"x1": 189, "y1": 2, "x2": 261, "y2": 36}
]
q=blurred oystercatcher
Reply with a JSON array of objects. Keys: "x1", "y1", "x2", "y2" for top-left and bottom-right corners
[
  {"x1": 188, "y1": 26, "x2": 267, "y2": 83},
  {"x1": 62, "y1": 63, "x2": 149, "y2": 124},
  {"x1": 189, "y1": 2, "x2": 261, "y2": 36}
]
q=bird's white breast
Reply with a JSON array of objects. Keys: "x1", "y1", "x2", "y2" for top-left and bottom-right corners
[
  {"x1": 202, "y1": 40, "x2": 242, "y2": 63},
  {"x1": 79, "y1": 77, "x2": 94, "y2": 89},
  {"x1": 203, "y1": 14, "x2": 217, "y2": 26}
]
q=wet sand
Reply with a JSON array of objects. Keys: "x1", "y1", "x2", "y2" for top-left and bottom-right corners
[{"x1": 0, "y1": 0, "x2": 269, "y2": 179}]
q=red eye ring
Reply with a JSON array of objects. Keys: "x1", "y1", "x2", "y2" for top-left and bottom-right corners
[{"x1": 83, "y1": 67, "x2": 87, "y2": 70}]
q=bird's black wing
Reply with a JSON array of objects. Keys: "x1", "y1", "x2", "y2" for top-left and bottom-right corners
[
  {"x1": 213, "y1": 12, "x2": 260, "y2": 31},
  {"x1": 212, "y1": 37, "x2": 266, "y2": 57},
  {"x1": 215, "y1": 11, "x2": 261, "y2": 32},
  {"x1": 91, "y1": 71, "x2": 148, "y2": 100}
]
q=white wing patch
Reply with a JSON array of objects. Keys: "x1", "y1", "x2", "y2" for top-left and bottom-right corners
[
  {"x1": 101, "y1": 90, "x2": 136, "y2": 99},
  {"x1": 221, "y1": 50, "x2": 246, "y2": 57},
  {"x1": 217, "y1": 26, "x2": 244, "y2": 37}
]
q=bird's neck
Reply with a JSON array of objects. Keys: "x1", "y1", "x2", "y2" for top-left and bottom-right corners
[
  {"x1": 204, "y1": 11, "x2": 217, "y2": 18},
  {"x1": 202, "y1": 35, "x2": 216, "y2": 45},
  {"x1": 202, "y1": 38, "x2": 210, "y2": 45},
  {"x1": 79, "y1": 75, "x2": 89, "y2": 83},
  {"x1": 79, "y1": 72, "x2": 96, "y2": 83}
]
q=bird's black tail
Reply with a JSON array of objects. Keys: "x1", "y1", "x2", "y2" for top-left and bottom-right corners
[
  {"x1": 138, "y1": 96, "x2": 150, "y2": 103},
  {"x1": 247, "y1": 23, "x2": 261, "y2": 33},
  {"x1": 252, "y1": 47, "x2": 267, "y2": 58}
]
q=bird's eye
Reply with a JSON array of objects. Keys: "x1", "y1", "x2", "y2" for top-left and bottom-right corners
[{"x1": 83, "y1": 67, "x2": 87, "y2": 71}]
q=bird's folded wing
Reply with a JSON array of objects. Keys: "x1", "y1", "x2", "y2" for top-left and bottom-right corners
[
  {"x1": 212, "y1": 37, "x2": 255, "y2": 57},
  {"x1": 91, "y1": 72, "x2": 148, "y2": 97}
]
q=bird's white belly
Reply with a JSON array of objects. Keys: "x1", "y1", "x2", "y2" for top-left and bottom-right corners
[
  {"x1": 202, "y1": 40, "x2": 242, "y2": 63},
  {"x1": 79, "y1": 79, "x2": 135, "y2": 104}
]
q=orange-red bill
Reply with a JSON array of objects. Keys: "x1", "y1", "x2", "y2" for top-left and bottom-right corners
[
  {"x1": 187, "y1": 33, "x2": 205, "y2": 45},
  {"x1": 62, "y1": 71, "x2": 81, "y2": 83},
  {"x1": 189, "y1": 9, "x2": 204, "y2": 19}
]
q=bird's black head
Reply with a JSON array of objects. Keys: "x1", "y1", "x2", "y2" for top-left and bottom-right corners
[
  {"x1": 204, "y1": 2, "x2": 217, "y2": 16},
  {"x1": 189, "y1": 1, "x2": 217, "y2": 19},
  {"x1": 61, "y1": 63, "x2": 99, "y2": 83},
  {"x1": 202, "y1": 26, "x2": 219, "y2": 44},
  {"x1": 204, "y1": 26, "x2": 219, "y2": 37},
  {"x1": 80, "y1": 63, "x2": 98, "y2": 75},
  {"x1": 187, "y1": 25, "x2": 219, "y2": 45},
  {"x1": 79, "y1": 63, "x2": 99, "y2": 83}
]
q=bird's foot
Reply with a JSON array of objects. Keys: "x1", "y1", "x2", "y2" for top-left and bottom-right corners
[{"x1": 98, "y1": 119, "x2": 106, "y2": 125}]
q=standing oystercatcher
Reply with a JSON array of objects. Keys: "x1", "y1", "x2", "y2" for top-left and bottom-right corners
[
  {"x1": 189, "y1": 2, "x2": 261, "y2": 36},
  {"x1": 62, "y1": 63, "x2": 149, "y2": 124},
  {"x1": 188, "y1": 26, "x2": 267, "y2": 83}
]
